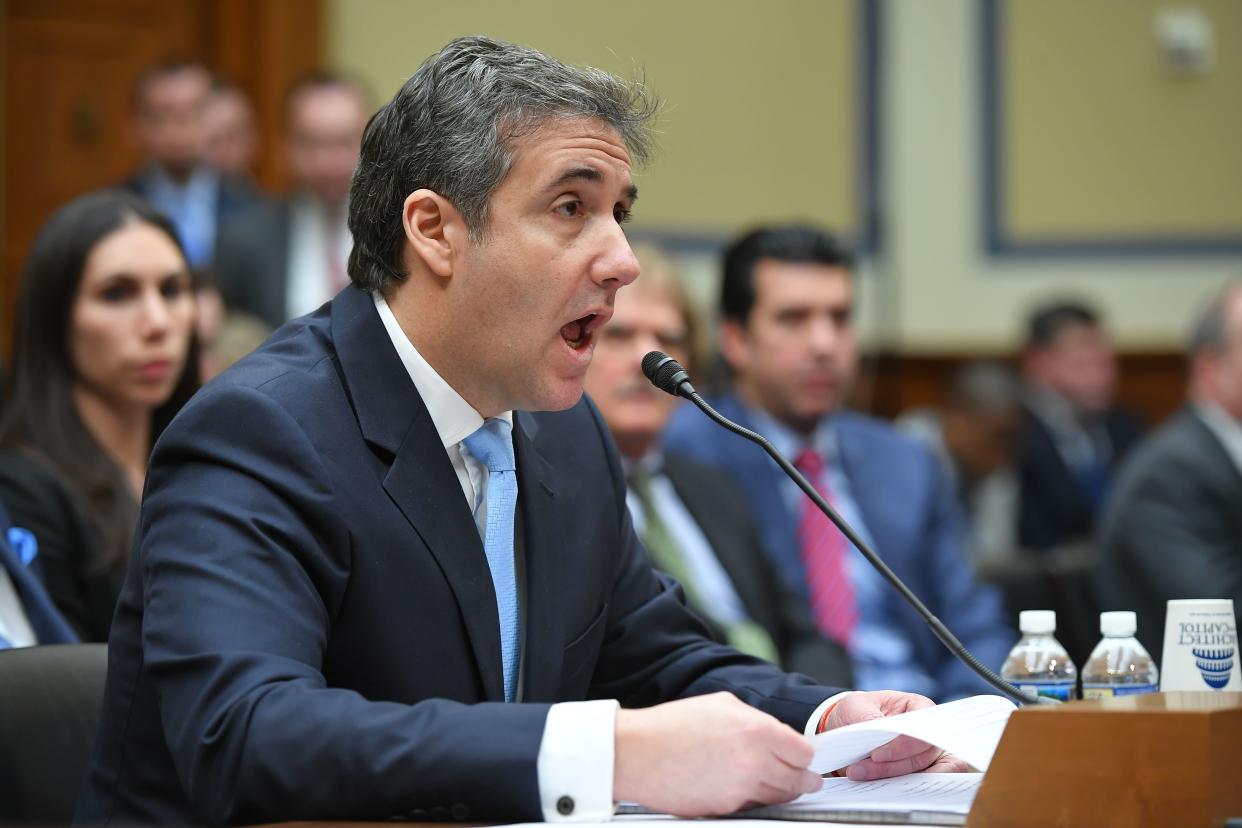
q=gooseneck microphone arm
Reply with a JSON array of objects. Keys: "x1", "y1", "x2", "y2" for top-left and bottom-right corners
[{"x1": 641, "y1": 351, "x2": 1051, "y2": 707}]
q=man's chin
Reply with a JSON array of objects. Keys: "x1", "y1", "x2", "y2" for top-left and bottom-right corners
[{"x1": 525, "y1": 382, "x2": 586, "y2": 413}]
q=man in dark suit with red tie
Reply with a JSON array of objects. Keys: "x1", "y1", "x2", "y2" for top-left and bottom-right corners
[
  {"x1": 583, "y1": 244, "x2": 852, "y2": 688},
  {"x1": 78, "y1": 38, "x2": 962, "y2": 827},
  {"x1": 663, "y1": 226, "x2": 1014, "y2": 702}
]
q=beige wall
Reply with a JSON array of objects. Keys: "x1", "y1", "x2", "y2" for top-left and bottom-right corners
[
  {"x1": 1005, "y1": 0, "x2": 1242, "y2": 238},
  {"x1": 884, "y1": 0, "x2": 1240, "y2": 351},
  {"x1": 330, "y1": 0, "x2": 1242, "y2": 351},
  {"x1": 329, "y1": 0, "x2": 861, "y2": 236}
]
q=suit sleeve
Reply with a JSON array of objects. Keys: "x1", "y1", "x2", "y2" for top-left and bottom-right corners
[
  {"x1": 138, "y1": 384, "x2": 551, "y2": 825},
  {"x1": 919, "y1": 456, "x2": 1017, "y2": 700},
  {"x1": 1104, "y1": 456, "x2": 1242, "y2": 609}
]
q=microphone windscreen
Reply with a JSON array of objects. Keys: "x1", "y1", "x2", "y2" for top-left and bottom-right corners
[{"x1": 642, "y1": 351, "x2": 686, "y2": 396}]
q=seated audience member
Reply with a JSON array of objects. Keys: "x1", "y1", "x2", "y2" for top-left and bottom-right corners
[
  {"x1": 0, "y1": 191, "x2": 199, "y2": 641},
  {"x1": 898, "y1": 361, "x2": 1022, "y2": 579},
  {"x1": 215, "y1": 72, "x2": 370, "y2": 328},
  {"x1": 124, "y1": 60, "x2": 258, "y2": 270},
  {"x1": 1097, "y1": 282, "x2": 1242, "y2": 657},
  {"x1": 76, "y1": 40, "x2": 963, "y2": 826},
  {"x1": 0, "y1": 498, "x2": 78, "y2": 648},
  {"x1": 1018, "y1": 301, "x2": 1143, "y2": 552},
  {"x1": 202, "y1": 80, "x2": 262, "y2": 193},
  {"x1": 664, "y1": 225, "x2": 1014, "y2": 701},
  {"x1": 583, "y1": 245, "x2": 852, "y2": 687}
]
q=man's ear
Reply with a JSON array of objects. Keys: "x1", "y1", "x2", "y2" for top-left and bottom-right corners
[
  {"x1": 719, "y1": 318, "x2": 749, "y2": 373},
  {"x1": 402, "y1": 189, "x2": 465, "y2": 279}
]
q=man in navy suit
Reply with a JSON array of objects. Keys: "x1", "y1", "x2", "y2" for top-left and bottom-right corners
[
  {"x1": 123, "y1": 60, "x2": 259, "y2": 270},
  {"x1": 664, "y1": 226, "x2": 1014, "y2": 702},
  {"x1": 78, "y1": 39, "x2": 962, "y2": 827}
]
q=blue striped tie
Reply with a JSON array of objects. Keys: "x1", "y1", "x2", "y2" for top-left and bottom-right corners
[{"x1": 463, "y1": 419, "x2": 521, "y2": 702}]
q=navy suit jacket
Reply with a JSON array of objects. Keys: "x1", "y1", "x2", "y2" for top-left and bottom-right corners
[
  {"x1": 214, "y1": 198, "x2": 294, "y2": 329},
  {"x1": 663, "y1": 395, "x2": 1014, "y2": 701},
  {"x1": 76, "y1": 287, "x2": 837, "y2": 826}
]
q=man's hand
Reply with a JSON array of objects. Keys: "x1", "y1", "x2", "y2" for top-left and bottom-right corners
[
  {"x1": 825, "y1": 691, "x2": 970, "y2": 781},
  {"x1": 613, "y1": 692, "x2": 822, "y2": 817}
]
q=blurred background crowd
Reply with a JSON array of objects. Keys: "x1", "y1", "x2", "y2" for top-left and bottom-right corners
[{"x1": 0, "y1": 0, "x2": 1239, "y2": 714}]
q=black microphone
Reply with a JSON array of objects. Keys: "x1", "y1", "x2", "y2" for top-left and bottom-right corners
[{"x1": 642, "y1": 350, "x2": 1050, "y2": 707}]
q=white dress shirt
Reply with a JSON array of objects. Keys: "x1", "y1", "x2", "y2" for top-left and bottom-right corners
[
  {"x1": 0, "y1": 566, "x2": 38, "y2": 648},
  {"x1": 622, "y1": 453, "x2": 750, "y2": 628},
  {"x1": 287, "y1": 197, "x2": 352, "y2": 321},
  {"x1": 373, "y1": 294, "x2": 845, "y2": 817},
  {"x1": 373, "y1": 293, "x2": 616, "y2": 821}
]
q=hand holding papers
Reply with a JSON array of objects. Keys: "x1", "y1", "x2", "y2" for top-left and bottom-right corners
[
  {"x1": 610, "y1": 696, "x2": 1015, "y2": 825},
  {"x1": 813, "y1": 694, "x2": 1017, "y2": 774}
]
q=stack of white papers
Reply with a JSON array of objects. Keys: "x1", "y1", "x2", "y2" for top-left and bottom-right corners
[{"x1": 739, "y1": 773, "x2": 982, "y2": 826}]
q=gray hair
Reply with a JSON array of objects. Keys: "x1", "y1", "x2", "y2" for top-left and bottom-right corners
[
  {"x1": 947, "y1": 360, "x2": 1022, "y2": 411},
  {"x1": 1189, "y1": 279, "x2": 1242, "y2": 358},
  {"x1": 347, "y1": 35, "x2": 659, "y2": 294}
]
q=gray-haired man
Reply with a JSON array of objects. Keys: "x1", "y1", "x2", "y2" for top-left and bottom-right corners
[
  {"x1": 78, "y1": 37, "x2": 960, "y2": 826},
  {"x1": 1097, "y1": 281, "x2": 1242, "y2": 655}
]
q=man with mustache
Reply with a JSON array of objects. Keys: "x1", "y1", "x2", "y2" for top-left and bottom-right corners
[{"x1": 583, "y1": 244, "x2": 852, "y2": 687}]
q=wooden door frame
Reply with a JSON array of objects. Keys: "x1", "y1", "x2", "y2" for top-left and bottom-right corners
[{"x1": 0, "y1": 0, "x2": 322, "y2": 356}]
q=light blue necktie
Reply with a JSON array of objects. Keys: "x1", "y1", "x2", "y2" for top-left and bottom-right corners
[{"x1": 463, "y1": 418, "x2": 521, "y2": 702}]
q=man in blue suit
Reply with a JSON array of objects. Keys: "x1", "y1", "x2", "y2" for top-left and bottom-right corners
[
  {"x1": 77, "y1": 40, "x2": 963, "y2": 827},
  {"x1": 664, "y1": 226, "x2": 1014, "y2": 702}
]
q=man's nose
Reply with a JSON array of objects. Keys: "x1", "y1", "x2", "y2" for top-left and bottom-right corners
[
  {"x1": 634, "y1": 328, "x2": 664, "y2": 357},
  {"x1": 592, "y1": 221, "x2": 640, "y2": 289},
  {"x1": 808, "y1": 316, "x2": 839, "y2": 353}
]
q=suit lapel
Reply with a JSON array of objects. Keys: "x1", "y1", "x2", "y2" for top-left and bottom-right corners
[
  {"x1": 0, "y1": 507, "x2": 78, "y2": 645},
  {"x1": 331, "y1": 288, "x2": 504, "y2": 700},
  {"x1": 510, "y1": 411, "x2": 565, "y2": 702}
]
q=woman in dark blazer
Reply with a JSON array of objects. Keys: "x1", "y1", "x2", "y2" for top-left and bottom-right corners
[{"x1": 0, "y1": 190, "x2": 199, "y2": 641}]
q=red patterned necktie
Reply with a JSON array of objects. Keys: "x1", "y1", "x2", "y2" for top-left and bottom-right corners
[{"x1": 794, "y1": 448, "x2": 859, "y2": 647}]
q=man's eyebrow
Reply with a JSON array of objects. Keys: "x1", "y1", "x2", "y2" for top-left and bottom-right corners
[{"x1": 545, "y1": 166, "x2": 639, "y2": 202}]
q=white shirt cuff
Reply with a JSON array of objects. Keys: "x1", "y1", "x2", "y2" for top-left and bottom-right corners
[
  {"x1": 537, "y1": 699, "x2": 620, "y2": 822},
  {"x1": 804, "y1": 691, "x2": 853, "y2": 736}
]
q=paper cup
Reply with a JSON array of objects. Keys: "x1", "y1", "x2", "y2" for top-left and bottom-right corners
[{"x1": 1160, "y1": 599, "x2": 1240, "y2": 692}]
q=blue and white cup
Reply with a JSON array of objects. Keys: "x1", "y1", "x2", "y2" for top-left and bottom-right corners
[{"x1": 1160, "y1": 599, "x2": 1240, "y2": 692}]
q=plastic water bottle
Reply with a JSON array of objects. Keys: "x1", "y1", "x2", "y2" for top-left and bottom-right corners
[
  {"x1": 1081, "y1": 611, "x2": 1159, "y2": 699},
  {"x1": 1001, "y1": 610, "x2": 1078, "y2": 701}
]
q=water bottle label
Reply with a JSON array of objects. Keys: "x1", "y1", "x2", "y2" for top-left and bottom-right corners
[
  {"x1": 1013, "y1": 681, "x2": 1075, "y2": 701},
  {"x1": 1082, "y1": 683, "x2": 1159, "y2": 699}
]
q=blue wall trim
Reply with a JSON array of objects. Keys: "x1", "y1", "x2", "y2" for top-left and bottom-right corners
[{"x1": 979, "y1": 0, "x2": 1242, "y2": 258}]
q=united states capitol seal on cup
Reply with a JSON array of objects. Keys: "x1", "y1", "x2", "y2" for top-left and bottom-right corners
[{"x1": 1160, "y1": 598, "x2": 1240, "y2": 692}]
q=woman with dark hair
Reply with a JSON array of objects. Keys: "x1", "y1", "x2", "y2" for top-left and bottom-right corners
[{"x1": 0, "y1": 190, "x2": 199, "y2": 641}]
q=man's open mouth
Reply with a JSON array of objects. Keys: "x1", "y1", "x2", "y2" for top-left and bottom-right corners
[{"x1": 560, "y1": 313, "x2": 599, "y2": 351}]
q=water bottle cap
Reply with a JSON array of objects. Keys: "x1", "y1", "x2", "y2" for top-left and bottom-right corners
[
  {"x1": 1100, "y1": 611, "x2": 1137, "y2": 636},
  {"x1": 1019, "y1": 609, "x2": 1056, "y2": 634}
]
